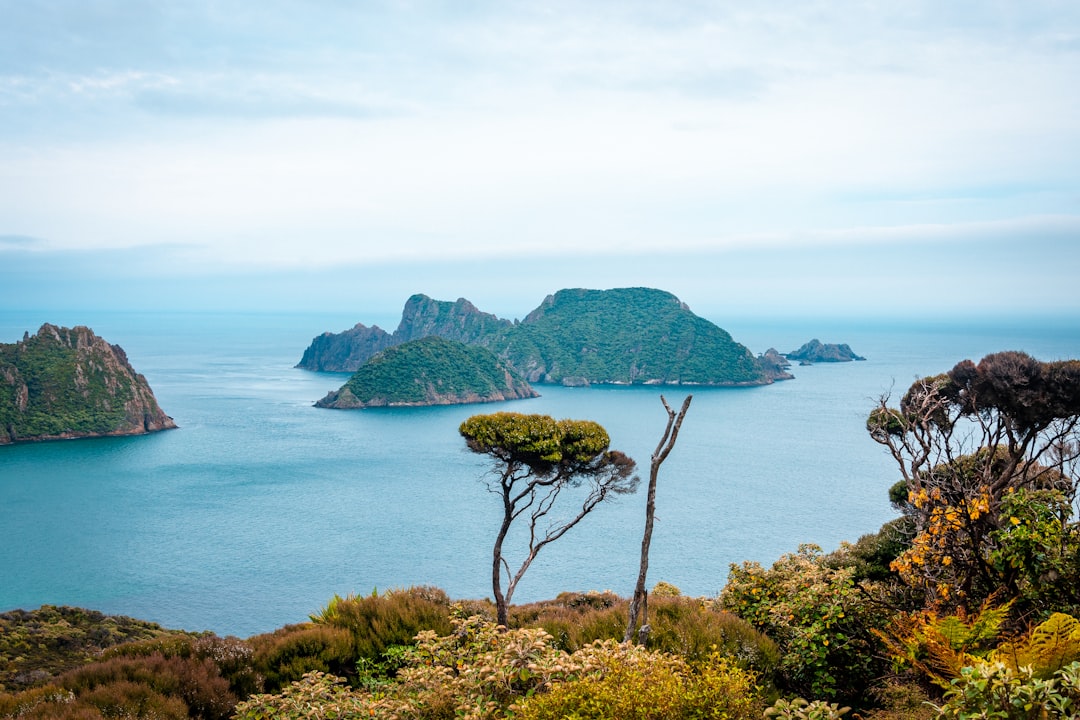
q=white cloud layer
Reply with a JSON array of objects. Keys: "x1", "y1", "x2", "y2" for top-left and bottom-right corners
[{"x1": 1, "y1": 1, "x2": 1078, "y2": 312}]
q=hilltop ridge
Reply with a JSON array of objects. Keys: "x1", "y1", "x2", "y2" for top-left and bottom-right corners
[{"x1": 299, "y1": 287, "x2": 784, "y2": 387}]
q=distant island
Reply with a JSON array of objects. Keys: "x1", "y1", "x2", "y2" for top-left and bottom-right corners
[
  {"x1": 786, "y1": 339, "x2": 866, "y2": 364},
  {"x1": 300, "y1": 287, "x2": 791, "y2": 387},
  {"x1": 0, "y1": 324, "x2": 176, "y2": 444},
  {"x1": 315, "y1": 336, "x2": 538, "y2": 408}
]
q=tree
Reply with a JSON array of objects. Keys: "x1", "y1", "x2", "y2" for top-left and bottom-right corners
[
  {"x1": 867, "y1": 351, "x2": 1080, "y2": 611},
  {"x1": 459, "y1": 412, "x2": 639, "y2": 627},
  {"x1": 624, "y1": 394, "x2": 692, "y2": 645}
]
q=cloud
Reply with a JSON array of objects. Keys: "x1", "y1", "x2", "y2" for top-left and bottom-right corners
[{"x1": 1, "y1": 0, "x2": 1078, "y2": 312}]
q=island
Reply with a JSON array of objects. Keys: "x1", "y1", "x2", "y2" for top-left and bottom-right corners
[
  {"x1": 300, "y1": 287, "x2": 788, "y2": 387},
  {"x1": 0, "y1": 324, "x2": 176, "y2": 444},
  {"x1": 315, "y1": 336, "x2": 538, "y2": 408},
  {"x1": 786, "y1": 339, "x2": 866, "y2": 363}
]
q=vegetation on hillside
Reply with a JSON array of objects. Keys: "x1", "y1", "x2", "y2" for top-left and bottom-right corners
[
  {"x1": 489, "y1": 287, "x2": 768, "y2": 385},
  {"x1": 315, "y1": 336, "x2": 536, "y2": 408},
  {"x1": 5, "y1": 350, "x2": 1080, "y2": 718},
  {"x1": 298, "y1": 287, "x2": 775, "y2": 385},
  {"x1": 0, "y1": 324, "x2": 174, "y2": 443}
]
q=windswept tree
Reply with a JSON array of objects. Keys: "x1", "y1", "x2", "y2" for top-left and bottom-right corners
[
  {"x1": 460, "y1": 412, "x2": 639, "y2": 627},
  {"x1": 867, "y1": 351, "x2": 1080, "y2": 612}
]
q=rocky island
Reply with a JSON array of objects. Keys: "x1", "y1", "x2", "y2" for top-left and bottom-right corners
[
  {"x1": 0, "y1": 324, "x2": 176, "y2": 444},
  {"x1": 786, "y1": 339, "x2": 866, "y2": 363},
  {"x1": 301, "y1": 287, "x2": 787, "y2": 387},
  {"x1": 315, "y1": 336, "x2": 538, "y2": 409}
]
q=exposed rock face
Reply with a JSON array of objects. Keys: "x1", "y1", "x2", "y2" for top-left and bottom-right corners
[
  {"x1": 758, "y1": 348, "x2": 795, "y2": 381},
  {"x1": 296, "y1": 294, "x2": 513, "y2": 372},
  {"x1": 296, "y1": 323, "x2": 395, "y2": 373},
  {"x1": 315, "y1": 336, "x2": 538, "y2": 409},
  {"x1": 786, "y1": 339, "x2": 866, "y2": 363},
  {"x1": 0, "y1": 324, "x2": 176, "y2": 444},
  {"x1": 300, "y1": 287, "x2": 775, "y2": 386}
]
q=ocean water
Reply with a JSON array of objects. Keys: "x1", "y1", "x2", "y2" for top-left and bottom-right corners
[{"x1": 2, "y1": 310, "x2": 1079, "y2": 638}]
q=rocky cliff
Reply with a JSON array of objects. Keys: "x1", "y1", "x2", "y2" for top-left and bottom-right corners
[
  {"x1": 0, "y1": 324, "x2": 176, "y2": 444},
  {"x1": 315, "y1": 336, "x2": 538, "y2": 409},
  {"x1": 297, "y1": 295, "x2": 512, "y2": 372}
]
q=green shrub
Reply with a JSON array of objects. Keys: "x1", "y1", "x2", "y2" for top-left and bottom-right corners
[
  {"x1": 935, "y1": 661, "x2": 1080, "y2": 718},
  {"x1": 764, "y1": 697, "x2": 850, "y2": 720},
  {"x1": 311, "y1": 586, "x2": 454, "y2": 661},
  {"x1": 248, "y1": 625, "x2": 355, "y2": 692},
  {"x1": 721, "y1": 544, "x2": 886, "y2": 702}
]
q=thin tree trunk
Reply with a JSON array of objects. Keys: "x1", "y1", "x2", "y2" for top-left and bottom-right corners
[{"x1": 624, "y1": 394, "x2": 691, "y2": 644}]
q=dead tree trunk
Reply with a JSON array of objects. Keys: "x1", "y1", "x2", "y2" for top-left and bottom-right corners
[{"x1": 623, "y1": 394, "x2": 692, "y2": 644}]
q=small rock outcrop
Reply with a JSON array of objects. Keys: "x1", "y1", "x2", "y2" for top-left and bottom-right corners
[
  {"x1": 315, "y1": 336, "x2": 538, "y2": 409},
  {"x1": 0, "y1": 324, "x2": 176, "y2": 444},
  {"x1": 786, "y1": 339, "x2": 866, "y2": 363},
  {"x1": 758, "y1": 348, "x2": 795, "y2": 381}
]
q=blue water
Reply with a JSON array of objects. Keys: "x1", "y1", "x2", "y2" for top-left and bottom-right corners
[{"x1": 2, "y1": 311, "x2": 1079, "y2": 638}]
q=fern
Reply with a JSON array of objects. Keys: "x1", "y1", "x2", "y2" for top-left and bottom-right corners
[{"x1": 992, "y1": 613, "x2": 1080, "y2": 677}]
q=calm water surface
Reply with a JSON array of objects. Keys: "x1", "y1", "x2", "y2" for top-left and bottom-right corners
[{"x1": 2, "y1": 311, "x2": 1079, "y2": 637}]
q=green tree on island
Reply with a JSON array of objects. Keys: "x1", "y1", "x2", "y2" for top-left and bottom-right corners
[{"x1": 459, "y1": 412, "x2": 639, "y2": 627}]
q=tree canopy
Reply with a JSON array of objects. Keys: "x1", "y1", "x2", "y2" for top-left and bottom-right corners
[
  {"x1": 460, "y1": 412, "x2": 638, "y2": 626},
  {"x1": 867, "y1": 351, "x2": 1080, "y2": 612}
]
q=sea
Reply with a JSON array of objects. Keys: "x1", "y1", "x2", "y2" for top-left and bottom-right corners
[{"x1": 2, "y1": 310, "x2": 1079, "y2": 638}]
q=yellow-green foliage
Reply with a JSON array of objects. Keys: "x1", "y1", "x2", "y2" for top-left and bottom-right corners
[
  {"x1": 516, "y1": 646, "x2": 762, "y2": 720},
  {"x1": 237, "y1": 615, "x2": 584, "y2": 720},
  {"x1": 992, "y1": 612, "x2": 1080, "y2": 677},
  {"x1": 509, "y1": 592, "x2": 779, "y2": 674},
  {"x1": 652, "y1": 580, "x2": 683, "y2": 597},
  {"x1": 0, "y1": 605, "x2": 184, "y2": 692},
  {"x1": 236, "y1": 615, "x2": 767, "y2": 720}
]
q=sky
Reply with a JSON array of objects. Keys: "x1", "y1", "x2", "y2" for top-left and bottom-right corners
[{"x1": 1, "y1": 1, "x2": 1079, "y2": 321}]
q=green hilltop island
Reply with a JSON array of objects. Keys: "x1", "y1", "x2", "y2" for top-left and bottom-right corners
[
  {"x1": 0, "y1": 324, "x2": 176, "y2": 445},
  {"x1": 301, "y1": 287, "x2": 793, "y2": 405},
  {"x1": 315, "y1": 336, "x2": 538, "y2": 408}
]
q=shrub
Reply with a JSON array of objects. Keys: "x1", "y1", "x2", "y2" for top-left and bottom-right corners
[
  {"x1": 721, "y1": 544, "x2": 886, "y2": 701},
  {"x1": 233, "y1": 671, "x2": 373, "y2": 720},
  {"x1": 78, "y1": 679, "x2": 189, "y2": 719},
  {"x1": 516, "y1": 645, "x2": 763, "y2": 720},
  {"x1": 104, "y1": 633, "x2": 261, "y2": 699},
  {"x1": 311, "y1": 586, "x2": 455, "y2": 661},
  {"x1": 764, "y1": 697, "x2": 850, "y2": 720},
  {"x1": 509, "y1": 592, "x2": 779, "y2": 677},
  {"x1": 935, "y1": 661, "x2": 1080, "y2": 718},
  {"x1": 248, "y1": 624, "x2": 355, "y2": 692},
  {"x1": 60, "y1": 652, "x2": 236, "y2": 720}
]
